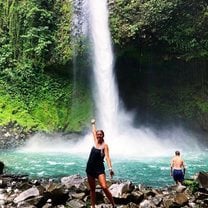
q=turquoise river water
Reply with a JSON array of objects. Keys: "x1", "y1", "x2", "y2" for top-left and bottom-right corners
[{"x1": 0, "y1": 149, "x2": 207, "y2": 188}]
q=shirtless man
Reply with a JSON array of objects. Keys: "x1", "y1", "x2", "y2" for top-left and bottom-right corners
[{"x1": 170, "y1": 151, "x2": 186, "y2": 185}]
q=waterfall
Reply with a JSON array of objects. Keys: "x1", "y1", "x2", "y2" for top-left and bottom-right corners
[
  {"x1": 21, "y1": 0, "x2": 202, "y2": 157},
  {"x1": 88, "y1": 0, "x2": 119, "y2": 138},
  {"x1": 86, "y1": 0, "x2": 166, "y2": 155}
]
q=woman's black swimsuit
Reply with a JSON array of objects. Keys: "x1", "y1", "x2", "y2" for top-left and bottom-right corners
[{"x1": 86, "y1": 146, "x2": 105, "y2": 178}]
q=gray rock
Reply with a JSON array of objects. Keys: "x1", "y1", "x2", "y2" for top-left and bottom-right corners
[
  {"x1": 130, "y1": 190, "x2": 144, "y2": 204},
  {"x1": 66, "y1": 199, "x2": 86, "y2": 208},
  {"x1": 194, "y1": 192, "x2": 208, "y2": 200},
  {"x1": 61, "y1": 174, "x2": 85, "y2": 189},
  {"x1": 109, "y1": 181, "x2": 134, "y2": 197},
  {"x1": 72, "y1": 192, "x2": 86, "y2": 200},
  {"x1": 139, "y1": 199, "x2": 155, "y2": 208},
  {"x1": 151, "y1": 195, "x2": 163, "y2": 206},
  {"x1": 175, "y1": 184, "x2": 187, "y2": 193},
  {"x1": 14, "y1": 187, "x2": 39, "y2": 203},
  {"x1": 163, "y1": 198, "x2": 174, "y2": 208},
  {"x1": 196, "y1": 172, "x2": 208, "y2": 188}
]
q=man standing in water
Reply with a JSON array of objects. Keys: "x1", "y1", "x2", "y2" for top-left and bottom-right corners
[{"x1": 170, "y1": 151, "x2": 186, "y2": 185}]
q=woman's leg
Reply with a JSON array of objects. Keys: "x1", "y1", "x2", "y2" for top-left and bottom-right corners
[
  {"x1": 98, "y1": 174, "x2": 115, "y2": 207},
  {"x1": 87, "y1": 175, "x2": 96, "y2": 208}
]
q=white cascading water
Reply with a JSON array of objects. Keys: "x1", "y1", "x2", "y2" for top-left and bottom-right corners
[
  {"x1": 21, "y1": 0, "x2": 202, "y2": 157},
  {"x1": 88, "y1": 0, "x2": 119, "y2": 138}
]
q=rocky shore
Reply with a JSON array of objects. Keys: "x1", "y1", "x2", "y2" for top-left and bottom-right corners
[{"x1": 0, "y1": 171, "x2": 208, "y2": 208}]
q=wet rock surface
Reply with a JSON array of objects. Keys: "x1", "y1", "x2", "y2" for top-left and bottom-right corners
[{"x1": 0, "y1": 122, "x2": 32, "y2": 149}]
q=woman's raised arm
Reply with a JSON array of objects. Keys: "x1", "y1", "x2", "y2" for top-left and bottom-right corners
[{"x1": 91, "y1": 119, "x2": 97, "y2": 144}]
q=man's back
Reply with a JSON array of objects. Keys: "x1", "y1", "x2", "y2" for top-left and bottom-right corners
[
  {"x1": 171, "y1": 156, "x2": 184, "y2": 169},
  {"x1": 170, "y1": 151, "x2": 186, "y2": 185}
]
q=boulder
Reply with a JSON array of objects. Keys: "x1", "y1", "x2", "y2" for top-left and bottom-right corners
[
  {"x1": 14, "y1": 187, "x2": 40, "y2": 204},
  {"x1": 109, "y1": 181, "x2": 134, "y2": 197},
  {"x1": 43, "y1": 184, "x2": 69, "y2": 206},
  {"x1": 71, "y1": 192, "x2": 86, "y2": 200},
  {"x1": 196, "y1": 172, "x2": 208, "y2": 189},
  {"x1": 61, "y1": 174, "x2": 86, "y2": 191},
  {"x1": 194, "y1": 192, "x2": 208, "y2": 200},
  {"x1": 174, "y1": 193, "x2": 189, "y2": 206},
  {"x1": 139, "y1": 199, "x2": 155, "y2": 208},
  {"x1": 129, "y1": 190, "x2": 144, "y2": 204},
  {"x1": 151, "y1": 194, "x2": 163, "y2": 206},
  {"x1": 66, "y1": 199, "x2": 86, "y2": 208},
  {"x1": 176, "y1": 184, "x2": 187, "y2": 193}
]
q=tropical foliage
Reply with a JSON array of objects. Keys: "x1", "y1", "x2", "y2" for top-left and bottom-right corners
[
  {"x1": 110, "y1": 0, "x2": 208, "y2": 60},
  {"x1": 0, "y1": 0, "x2": 92, "y2": 132},
  {"x1": 110, "y1": 0, "x2": 208, "y2": 130},
  {"x1": 0, "y1": 0, "x2": 208, "y2": 132}
]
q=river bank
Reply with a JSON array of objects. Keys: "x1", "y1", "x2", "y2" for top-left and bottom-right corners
[{"x1": 0, "y1": 172, "x2": 207, "y2": 208}]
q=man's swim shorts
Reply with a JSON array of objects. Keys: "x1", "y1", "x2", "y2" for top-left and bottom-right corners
[{"x1": 173, "y1": 169, "x2": 184, "y2": 182}]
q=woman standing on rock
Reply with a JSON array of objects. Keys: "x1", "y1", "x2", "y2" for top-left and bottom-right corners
[{"x1": 86, "y1": 119, "x2": 115, "y2": 208}]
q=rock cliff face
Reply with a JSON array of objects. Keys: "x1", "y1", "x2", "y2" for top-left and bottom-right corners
[
  {"x1": 0, "y1": 173, "x2": 207, "y2": 208},
  {"x1": 0, "y1": 122, "x2": 32, "y2": 149}
]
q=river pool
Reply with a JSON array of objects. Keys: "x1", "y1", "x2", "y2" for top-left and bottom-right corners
[{"x1": 0, "y1": 149, "x2": 207, "y2": 188}]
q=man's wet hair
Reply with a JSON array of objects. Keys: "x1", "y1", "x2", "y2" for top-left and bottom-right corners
[{"x1": 175, "y1": 151, "x2": 180, "y2": 156}]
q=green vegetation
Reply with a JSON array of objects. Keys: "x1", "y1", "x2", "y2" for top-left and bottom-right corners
[
  {"x1": 0, "y1": 73, "x2": 92, "y2": 132},
  {"x1": 0, "y1": 0, "x2": 92, "y2": 133},
  {"x1": 110, "y1": 0, "x2": 208, "y2": 60},
  {"x1": 184, "y1": 179, "x2": 199, "y2": 193},
  {"x1": 110, "y1": 0, "x2": 208, "y2": 130},
  {"x1": 0, "y1": 0, "x2": 208, "y2": 133}
]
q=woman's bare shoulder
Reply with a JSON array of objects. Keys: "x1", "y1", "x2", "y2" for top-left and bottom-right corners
[{"x1": 104, "y1": 143, "x2": 109, "y2": 148}]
